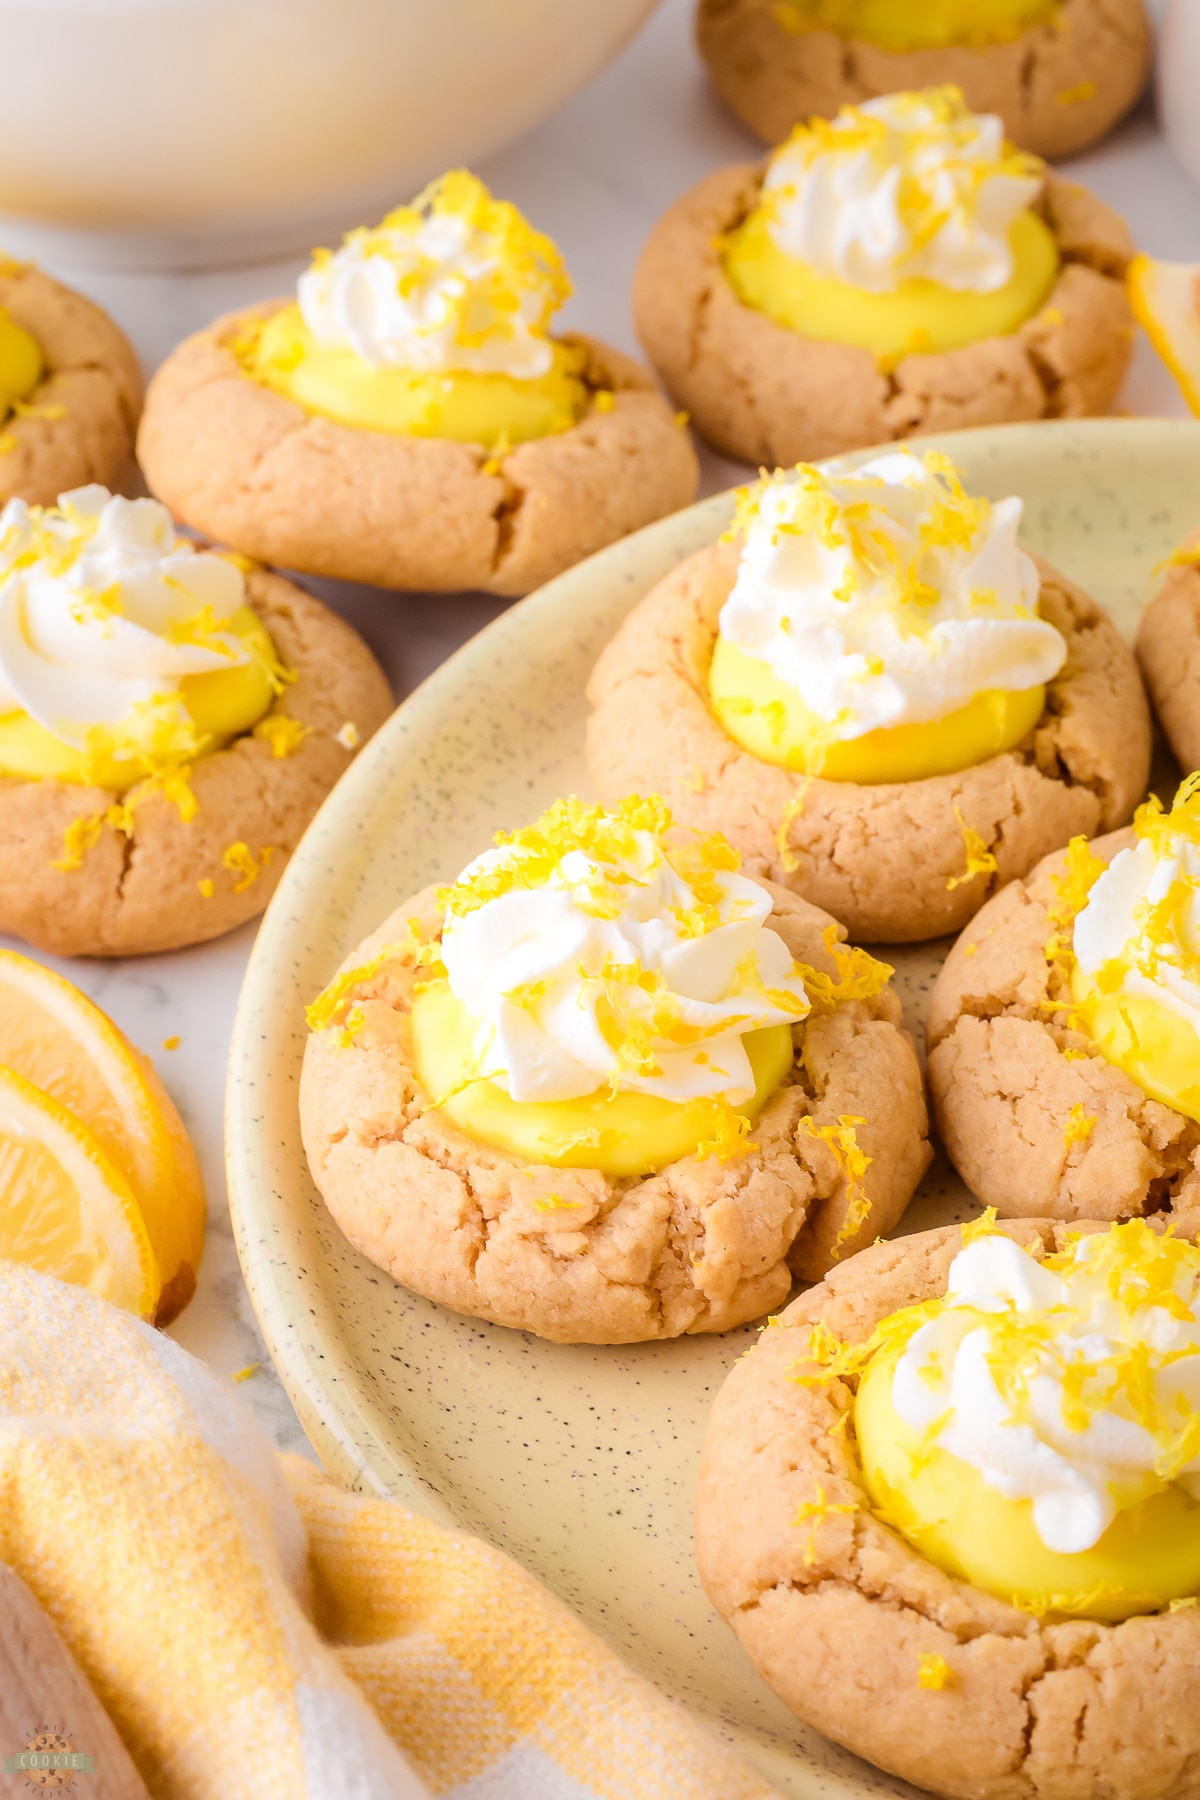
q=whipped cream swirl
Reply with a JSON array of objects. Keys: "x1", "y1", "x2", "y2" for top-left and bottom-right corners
[
  {"x1": 438, "y1": 798, "x2": 810, "y2": 1105},
  {"x1": 718, "y1": 450, "x2": 1066, "y2": 741},
  {"x1": 0, "y1": 486, "x2": 251, "y2": 750},
  {"x1": 298, "y1": 170, "x2": 569, "y2": 380},
  {"x1": 891, "y1": 1225, "x2": 1200, "y2": 1553},
  {"x1": 761, "y1": 88, "x2": 1044, "y2": 295},
  {"x1": 1074, "y1": 781, "x2": 1200, "y2": 1035}
]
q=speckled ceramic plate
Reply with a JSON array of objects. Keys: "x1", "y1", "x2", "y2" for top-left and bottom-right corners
[{"x1": 227, "y1": 419, "x2": 1200, "y2": 1800}]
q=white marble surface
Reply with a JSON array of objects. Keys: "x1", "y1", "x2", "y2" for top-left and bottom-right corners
[{"x1": 3, "y1": 0, "x2": 1198, "y2": 1457}]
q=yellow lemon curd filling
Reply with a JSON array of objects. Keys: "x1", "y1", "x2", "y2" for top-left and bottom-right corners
[
  {"x1": 708, "y1": 453, "x2": 1060, "y2": 784},
  {"x1": 849, "y1": 1219, "x2": 1200, "y2": 1621},
  {"x1": 0, "y1": 605, "x2": 278, "y2": 790},
  {"x1": 1068, "y1": 777, "x2": 1200, "y2": 1125},
  {"x1": 709, "y1": 637, "x2": 1045, "y2": 783},
  {"x1": 391, "y1": 796, "x2": 894, "y2": 1178},
  {"x1": 241, "y1": 171, "x2": 588, "y2": 451},
  {"x1": 0, "y1": 306, "x2": 43, "y2": 416},
  {"x1": 721, "y1": 89, "x2": 1058, "y2": 362},
  {"x1": 775, "y1": 0, "x2": 1058, "y2": 53},
  {"x1": 411, "y1": 979, "x2": 794, "y2": 1179}
]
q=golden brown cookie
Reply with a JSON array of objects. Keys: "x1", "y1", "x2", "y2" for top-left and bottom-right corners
[
  {"x1": 137, "y1": 310, "x2": 699, "y2": 598},
  {"x1": 696, "y1": 1217, "x2": 1200, "y2": 1800},
  {"x1": 633, "y1": 166, "x2": 1134, "y2": 465},
  {"x1": 696, "y1": 0, "x2": 1150, "y2": 159},
  {"x1": 0, "y1": 261, "x2": 142, "y2": 506},
  {"x1": 1136, "y1": 541, "x2": 1200, "y2": 775},
  {"x1": 299, "y1": 878, "x2": 931, "y2": 1343},
  {"x1": 586, "y1": 540, "x2": 1150, "y2": 943},
  {"x1": 927, "y1": 826, "x2": 1200, "y2": 1232},
  {"x1": 0, "y1": 569, "x2": 392, "y2": 957}
]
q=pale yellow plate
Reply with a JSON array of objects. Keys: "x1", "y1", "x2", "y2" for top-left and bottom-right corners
[{"x1": 227, "y1": 419, "x2": 1199, "y2": 1799}]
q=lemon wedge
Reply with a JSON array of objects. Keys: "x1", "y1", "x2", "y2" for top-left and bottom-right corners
[
  {"x1": 0, "y1": 950, "x2": 205, "y2": 1322},
  {"x1": 0, "y1": 1064, "x2": 160, "y2": 1318},
  {"x1": 1128, "y1": 254, "x2": 1200, "y2": 414}
]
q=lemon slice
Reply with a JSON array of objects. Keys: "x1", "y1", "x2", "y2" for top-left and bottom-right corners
[
  {"x1": 0, "y1": 1064, "x2": 160, "y2": 1318},
  {"x1": 0, "y1": 950, "x2": 205, "y2": 1322},
  {"x1": 1128, "y1": 254, "x2": 1200, "y2": 414}
]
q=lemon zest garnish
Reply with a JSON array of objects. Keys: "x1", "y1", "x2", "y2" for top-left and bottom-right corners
[
  {"x1": 231, "y1": 1363, "x2": 259, "y2": 1383},
  {"x1": 52, "y1": 812, "x2": 106, "y2": 873},
  {"x1": 162, "y1": 1036, "x2": 181, "y2": 1051},
  {"x1": 222, "y1": 840, "x2": 274, "y2": 895},
  {"x1": 1056, "y1": 80, "x2": 1097, "y2": 107},
  {"x1": 531, "y1": 1193, "x2": 581, "y2": 1213},
  {"x1": 795, "y1": 925, "x2": 893, "y2": 1013},
  {"x1": 776, "y1": 782, "x2": 812, "y2": 873},
  {"x1": 53, "y1": 765, "x2": 198, "y2": 872},
  {"x1": 800, "y1": 1113, "x2": 872, "y2": 1259},
  {"x1": 917, "y1": 1653, "x2": 954, "y2": 1691},
  {"x1": 252, "y1": 713, "x2": 310, "y2": 758},
  {"x1": 335, "y1": 721, "x2": 360, "y2": 750},
  {"x1": 961, "y1": 1206, "x2": 1000, "y2": 1246},
  {"x1": 792, "y1": 1482, "x2": 860, "y2": 1565},
  {"x1": 305, "y1": 927, "x2": 431, "y2": 1036},
  {"x1": 1063, "y1": 1102, "x2": 1096, "y2": 1149},
  {"x1": 1169, "y1": 1595, "x2": 1198, "y2": 1612},
  {"x1": 198, "y1": 878, "x2": 215, "y2": 899},
  {"x1": 947, "y1": 806, "x2": 997, "y2": 891},
  {"x1": 695, "y1": 1101, "x2": 758, "y2": 1163}
]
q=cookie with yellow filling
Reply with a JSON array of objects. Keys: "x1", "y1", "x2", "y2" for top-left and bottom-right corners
[
  {"x1": 587, "y1": 452, "x2": 1150, "y2": 943},
  {"x1": 927, "y1": 778, "x2": 1200, "y2": 1234},
  {"x1": 138, "y1": 173, "x2": 698, "y2": 598},
  {"x1": 299, "y1": 797, "x2": 930, "y2": 1343},
  {"x1": 1136, "y1": 532, "x2": 1200, "y2": 777},
  {"x1": 634, "y1": 88, "x2": 1134, "y2": 466},
  {"x1": 0, "y1": 486, "x2": 392, "y2": 957},
  {"x1": 0, "y1": 259, "x2": 141, "y2": 506},
  {"x1": 697, "y1": 1216, "x2": 1200, "y2": 1800},
  {"x1": 697, "y1": 0, "x2": 1150, "y2": 160}
]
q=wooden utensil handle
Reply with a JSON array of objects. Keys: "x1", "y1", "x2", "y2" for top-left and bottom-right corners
[{"x1": 0, "y1": 1563, "x2": 151, "y2": 1798}]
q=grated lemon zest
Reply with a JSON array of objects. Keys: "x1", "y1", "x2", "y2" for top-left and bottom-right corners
[
  {"x1": 222, "y1": 840, "x2": 274, "y2": 895},
  {"x1": 776, "y1": 782, "x2": 812, "y2": 873},
  {"x1": 1063, "y1": 1102, "x2": 1096, "y2": 1149},
  {"x1": 792, "y1": 1481, "x2": 860, "y2": 1566},
  {"x1": 252, "y1": 713, "x2": 310, "y2": 758},
  {"x1": 800, "y1": 1113, "x2": 873, "y2": 1259},
  {"x1": 917, "y1": 1653, "x2": 954, "y2": 1691},
  {"x1": 946, "y1": 806, "x2": 997, "y2": 891}
]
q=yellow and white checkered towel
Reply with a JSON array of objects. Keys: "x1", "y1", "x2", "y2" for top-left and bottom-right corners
[{"x1": 0, "y1": 1263, "x2": 777, "y2": 1800}]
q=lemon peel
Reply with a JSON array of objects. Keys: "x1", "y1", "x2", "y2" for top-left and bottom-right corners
[
  {"x1": 800, "y1": 1113, "x2": 872, "y2": 1258},
  {"x1": 776, "y1": 783, "x2": 812, "y2": 873},
  {"x1": 946, "y1": 805, "x2": 997, "y2": 891},
  {"x1": 917, "y1": 1653, "x2": 954, "y2": 1690},
  {"x1": 792, "y1": 1482, "x2": 860, "y2": 1565},
  {"x1": 305, "y1": 930, "x2": 429, "y2": 1036},
  {"x1": 695, "y1": 1101, "x2": 759, "y2": 1163},
  {"x1": 961, "y1": 1206, "x2": 1001, "y2": 1246},
  {"x1": 1063, "y1": 1102, "x2": 1096, "y2": 1149},
  {"x1": 252, "y1": 712, "x2": 310, "y2": 758},
  {"x1": 796, "y1": 925, "x2": 893, "y2": 1013},
  {"x1": 222, "y1": 840, "x2": 274, "y2": 895}
]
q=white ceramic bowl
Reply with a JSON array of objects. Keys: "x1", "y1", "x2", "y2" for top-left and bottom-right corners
[
  {"x1": 1157, "y1": 0, "x2": 1200, "y2": 192},
  {"x1": 0, "y1": 0, "x2": 660, "y2": 269}
]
